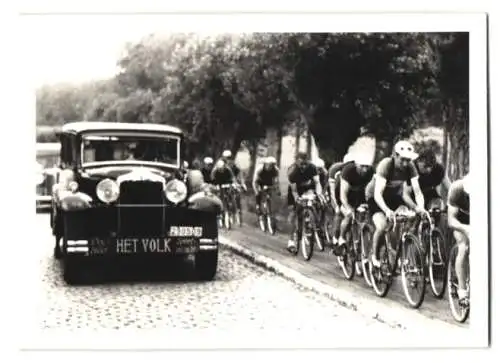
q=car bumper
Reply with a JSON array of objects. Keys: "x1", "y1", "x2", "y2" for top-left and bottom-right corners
[
  {"x1": 61, "y1": 205, "x2": 219, "y2": 258},
  {"x1": 36, "y1": 196, "x2": 51, "y2": 209}
]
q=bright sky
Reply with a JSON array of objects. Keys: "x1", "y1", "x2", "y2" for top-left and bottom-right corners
[{"x1": 24, "y1": 15, "x2": 184, "y2": 87}]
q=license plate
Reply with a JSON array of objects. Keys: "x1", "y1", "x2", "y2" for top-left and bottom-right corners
[{"x1": 89, "y1": 237, "x2": 200, "y2": 255}]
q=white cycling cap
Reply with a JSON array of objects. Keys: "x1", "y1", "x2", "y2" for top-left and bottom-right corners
[
  {"x1": 393, "y1": 140, "x2": 419, "y2": 160},
  {"x1": 265, "y1": 156, "x2": 277, "y2": 164},
  {"x1": 462, "y1": 173, "x2": 470, "y2": 195},
  {"x1": 355, "y1": 153, "x2": 373, "y2": 166},
  {"x1": 343, "y1": 154, "x2": 356, "y2": 163},
  {"x1": 222, "y1": 150, "x2": 232, "y2": 158},
  {"x1": 215, "y1": 159, "x2": 225, "y2": 169},
  {"x1": 183, "y1": 161, "x2": 189, "y2": 168},
  {"x1": 203, "y1": 157, "x2": 214, "y2": 164},
  {"x1": 313, "y1": 158, "x2": 325, "y2": 168}
]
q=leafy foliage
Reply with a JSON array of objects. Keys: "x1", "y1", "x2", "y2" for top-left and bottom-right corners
[{"x1": 36, "y1": 32, "x2": 468, "y2": 172}]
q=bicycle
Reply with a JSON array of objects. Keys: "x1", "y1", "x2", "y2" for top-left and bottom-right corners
[
  {"x1": 291, "y1": 189, "x2": 322, "y2": 261},
  {"x1": 446, "y1": 238, "x2": 470, "y2": 323},
  {"x1": 232, "y1": 183, "x2": 244, "y2": 228},
  {"x1": 337, "y1": 204, "x2": 374, "y2": 287},
  {"x1": 257, "y1": 185, "x2": 277, "y2": 235},
  {"x1": 418, "y1": 206, "x2": 448, "y2": 299},
  {"x1": 217, "y1": 184, "x2": 236, "y2": 230},
  {"x1": 369, "y1": 209, "x2": 427, "y2": 309}
]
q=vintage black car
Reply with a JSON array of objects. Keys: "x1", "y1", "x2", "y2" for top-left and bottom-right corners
[
  {"x1": 36, "y1": 143, "x2": 60, "y2": 211},
  {"x1": 50, "y1": 121, "x2": 220, "y2": 284}
]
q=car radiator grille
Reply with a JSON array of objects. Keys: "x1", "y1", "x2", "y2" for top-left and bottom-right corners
[{"x1": 117, "y1": 181, "x2": 165, "y2": 236}]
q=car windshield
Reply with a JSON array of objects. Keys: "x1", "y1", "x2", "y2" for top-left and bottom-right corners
[{"x1": 81, "y1": 133, "x2": 180, "y2": 168}]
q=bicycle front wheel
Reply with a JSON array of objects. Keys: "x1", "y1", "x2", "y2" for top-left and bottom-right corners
[
  {"x1": 447, "y1": 244, "x2": 470, "y2": 323},
  {"x1": 337, "y1": 230, "x2": 355, "y2": 280},
  {"x1": 300, "y1": 208, "x2": 315, "y2": 261},
  {"x1": 360, "y1": 225, "x2": 373, "y2": 287},
  {"x1": 401, "y1": 233, "x2": 426, "y2": 309},
  {"x1": 428, "y1": 228, "x2": 447, "y2": 299},
  {"x1": 370, "y1": 239, "x2": 393, "y2": 297}
]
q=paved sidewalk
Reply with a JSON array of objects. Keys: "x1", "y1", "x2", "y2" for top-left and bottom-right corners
[{"x1": 219, "y1": 219, "x2": 468, "y2": 330}]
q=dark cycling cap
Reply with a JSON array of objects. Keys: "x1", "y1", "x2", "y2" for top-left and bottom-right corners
[
  {"x1": 296, "y1": 152, "x2": 308, "y2": 161},
  {"x1": 417, "y1": 148, "x2": 437, "y2": 164}
]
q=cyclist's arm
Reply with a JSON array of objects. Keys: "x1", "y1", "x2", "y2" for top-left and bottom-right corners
[
  {"x1": 329, "y1": 177, "x2": 340, "y2": 209},
  {"x1": 438, "y1": 174, "x2": 451, "y2": 200},
  {"x1": 210, "y1": 167, "x2": 217, "y2": 182},
  {"x1": 447, "y1": 205, "x2": 469, "y2": 236},
  {"x1": 402, "y1": 183, "x2": 418, "y2": 210},
  {"x1": 339, "y1": 178, "x2": 354, "y2": 212},
  {"x1": 252, "y1": 167, "x2": 261, "y2": 193},
  {"x1": 374, "y1": 175, "x2": 391, "y2": 215},
  {"x1": 290, "y1": 182, "x2": 299, "y2": 201},
  {"x1": 410, "y1": 176, "x2": 425, "y2": 210},
  {"x1": 313, "y1": 175, "x2": 322, "y2": 196}
]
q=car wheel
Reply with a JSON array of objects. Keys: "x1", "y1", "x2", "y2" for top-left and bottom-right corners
[
  {"x1": 63, "y1": 257, "x2": 85, "y2": 285},
  {"x1": 194, "y1": 250, "x2": 218, "y2": 281}
]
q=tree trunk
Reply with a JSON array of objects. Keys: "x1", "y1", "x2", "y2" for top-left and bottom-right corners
[
  {"x1": 442, "y1": 105, "x2": 449, "y2": 178},
  {"x1": 247, "y1": 139, "x2": 259, "y2": 185},
  {"x1": 276, "y1": 124, "x2": 283, "y2": 168},
  {"x1": 306, "y1": 128, "x2": 313, "y2": 159},
  {"x1": 294, "y1": 122, "x2": 301, "y2": 158}
]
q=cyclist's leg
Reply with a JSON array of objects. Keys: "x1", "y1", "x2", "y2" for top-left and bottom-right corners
[
  {"x1": 338, "y1": 205, "x2": 352, "y2": 247},
  {"x1": 286, "y1": 186, "x2": 298, "y2": 251},
  {"x1": 369, "y1": 198, "x2": 388, "y2": 267},
  {"x1": 255, "y1": 185, "x2": 262, "y2": 214},
  {"x1": 453, "y1": 230, "x2": 470, "y2": 300}
]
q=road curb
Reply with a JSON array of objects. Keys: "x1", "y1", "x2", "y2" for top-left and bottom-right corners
[{"x1": 219, "y1": 235, "x2": 462, "y2": 333}]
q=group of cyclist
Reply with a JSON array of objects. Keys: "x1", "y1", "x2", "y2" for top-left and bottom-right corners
[
  {"x1": 282, "y1": 139, "x2": 470, "y2": 306},
  {"x1": 191, "y1": 139, "x2": 470, "y2": 307}
]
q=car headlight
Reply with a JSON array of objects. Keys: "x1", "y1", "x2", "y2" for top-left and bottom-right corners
[
  {"x1": 96, "y1": 178, "x2": 119, "y2": 204},
  {"x1": 165, "y1": 179, "x2": 187, "y2": 204}
]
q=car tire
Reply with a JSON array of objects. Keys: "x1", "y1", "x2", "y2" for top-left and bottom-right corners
[
  {"x1": 63, "y1": 257, "x2": 85, "y2": 285},
  {"x1": 194, "y1": 250, "x2": 218, "y2": 281},
  {"x1": 54, "y1": 235, "x2": 62, "y2": 260}
]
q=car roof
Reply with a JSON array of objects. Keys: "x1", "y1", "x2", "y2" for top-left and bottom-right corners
[{"x1": 61, "y1": 121, "x2": 183, "y2": 135}]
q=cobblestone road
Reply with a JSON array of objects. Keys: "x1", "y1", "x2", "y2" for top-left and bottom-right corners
[{"x1": 32, "y1": 214, "x2": 397, "y2": 334}]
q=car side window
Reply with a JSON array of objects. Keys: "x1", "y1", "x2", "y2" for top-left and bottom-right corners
[{"x1": 59, "y1": 134, "x2": 73, "y2": 169}]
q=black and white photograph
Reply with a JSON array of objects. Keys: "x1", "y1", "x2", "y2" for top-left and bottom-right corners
[{"x1": 11, "y1": 9, "x2": 489, "y2": 352}]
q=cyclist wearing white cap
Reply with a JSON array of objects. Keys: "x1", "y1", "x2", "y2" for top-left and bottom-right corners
[
  {"x1": 447, "y1": 173, "x2": 470, "y2": 304},
  {"x1": 366, "y1": 140, "x2": 426, "y2": 267},
  {"x1": 219, "y1": 149, "x2": 247, "y2": 222},
  {"x1": 334, "y1": 153, "x2": 375, "y2": 255},
  {"x1": 253, "y1": 156, "x2": 280, "y2": 214},
  {"x1": 314, "y1": 158, "x2": 328, "y2": 193},
  {"x1": 327, "y1": 154, "x2": 356, "y2": 244},
  {"x1": 201, "y1": 157, "x2": 214, "y2": 184}
]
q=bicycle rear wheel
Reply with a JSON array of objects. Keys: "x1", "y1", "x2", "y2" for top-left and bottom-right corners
[
  {"x1": 401, "y1": 234, "x2": 426, "y2": 309},
  {"x1": 370, "y1": 239, "x2": 393, "y2": 297},
  {"x1": 300, "y1": 208, "x2": 315, "y2": 261},
  {"x1": 337, "y1": 229, "x2": 355, "y2": 280},
  {"x1": 447, "y1": 244, "x2": 470, "y2": 323},
  {"x1": 428, "y1": 228, "x2": 447, "y2": 299},
  {"x1": 360, "y1": 225, "x2": 373, "y2": 287}
]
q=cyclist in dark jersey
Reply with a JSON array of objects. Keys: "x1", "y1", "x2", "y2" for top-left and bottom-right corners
[
  {"x1": 286, "y1": 152, "x2": 324, "y2": 253},
  {"x1": 366, "y1": 140, "x2": 426, "y2": 267},
  {"x1": 447, "y1": 173, "x2": 470, "y2": 304},
  {"x1": 253, "y1": 156, "x2": 280, "y2": 214},
  {"x1": 402, "y1": 148, "x2": 451, "y2": 211},
  {"x1": 335, "y1": 153, "x2": 375, "y2": 255},
  {"x1": 328, "y1": 154, "x2": 356, "y2": 245},
  {"x1": 211, "y1": 159, "x2": 235, "y2": 186},
  {"x1": 201, "y1": 157, "x2": 214, "y2": 184}
]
